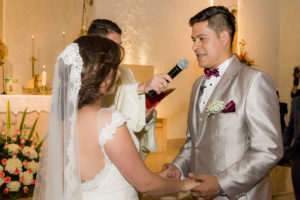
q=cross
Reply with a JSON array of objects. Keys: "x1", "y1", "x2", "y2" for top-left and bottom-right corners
[{"x1": 5, "y1": 74, "x2": 18, "y2": 93}]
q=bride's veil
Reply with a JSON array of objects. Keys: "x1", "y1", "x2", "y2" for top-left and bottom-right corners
[{"x1": 33, "y1": 43, "x2": 83, "y2": 200}]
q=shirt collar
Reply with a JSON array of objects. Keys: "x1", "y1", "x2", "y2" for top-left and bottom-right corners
[{"x1": 216, "y1": 56, "x2": 234, "y2": 77}]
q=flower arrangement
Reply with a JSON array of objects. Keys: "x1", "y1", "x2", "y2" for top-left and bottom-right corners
[
  {"x1": 0, "y1": 101, "x2": 43, "y2": 200},
  {"x1": 236, "y1": 39, "x2": 254, "y2": 66}
]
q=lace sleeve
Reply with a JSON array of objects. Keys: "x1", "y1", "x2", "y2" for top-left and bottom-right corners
[{"x1": 98, "y1": 109, "x2": 128, "y2": 147}]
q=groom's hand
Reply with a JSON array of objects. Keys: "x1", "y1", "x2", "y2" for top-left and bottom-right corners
[
  {"x1": 188, "y1": 173, "x2": 220, "y2": 199},
  {"x1": 161, "y1": 163, "x2": 181, "y2": 180}
]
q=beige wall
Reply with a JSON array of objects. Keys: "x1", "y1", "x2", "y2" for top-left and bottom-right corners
[
  {"x1": 278, "y1": 0, "x2": 300, "y2": 105},
  {"x1": 239, "y1": 0, "x2": 300, "y2": 116},
  {"x1": 0, "y1": 0, "x2": 3, "y2": 39},
  {"x1": 2, "y1": 0, "x2": 84, "y2": 92},
  {"x1": 2, "y1": 0, "x2": 299, "y2": 139},
  {"x1": 239, "y1": 0, "x2": 280, "y2": 84}
]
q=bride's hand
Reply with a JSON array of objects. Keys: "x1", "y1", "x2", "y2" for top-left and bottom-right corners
[{"x1": 181, "y1": 178, "x2": 201, "y2": 192}]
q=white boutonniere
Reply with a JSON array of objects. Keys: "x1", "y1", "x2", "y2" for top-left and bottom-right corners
[{"x1": 206, "y1": 100, "x2": 226, "y2": 116}]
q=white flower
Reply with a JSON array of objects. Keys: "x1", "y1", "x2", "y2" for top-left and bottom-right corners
[
  {"x1": 7, "y1": 181, "x2": 21, "y2": 192},
  {"x1": 22, "y1": 146, "x2": 38, "y2": 160},
  {"x1": 0, "y1": 178, "x2": 4, "y2": 187},
  {"x1": 7, "y1": 143, "x2": 20, "y2": 155},
  {"x1": 20, "y1": 171, "x2": 33, "y2": 185},
  {"x1": 0, "y1": 165, "x2": 3, "y2": 172},
  {"x1": 25, "y1": 161, "x2": 39, "y2": 174},
  {"x1": 5, "y1": 158, "x2": 23, "y2": 174},
  {"x1": 206, "y1": 100, "x2": 226, "y2": 115}
]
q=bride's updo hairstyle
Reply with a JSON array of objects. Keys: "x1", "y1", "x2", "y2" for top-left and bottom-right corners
[{"x1": 74, "y1": 35, "x2": 124, "y2": 109}]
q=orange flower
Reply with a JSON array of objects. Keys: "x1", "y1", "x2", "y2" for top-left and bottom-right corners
[
  {"x1": 23, "y1": 159, "x2": 29, "y2": 166},
  {"x1": 3, "y1": 188, "x2": 9, "y2": 194},
  {"x1": 14, "y1": 169, "x2": 20, "y2": 175},
  {"x1": 16, "y1": 129, "x2": 21, "y2": 135},
  {"x1": 4, "y1": 176, "x2": 11, "y2": 184},
  {"x1": 0, "y1": 172, "x2": 5, "y2": 178},
  {"x1": 1, "y1": 158, "x2": 7, "y2": 165},
  {"x1": 20, "y1": 177, "x2": 25, "y2": 183},
  {"x1": 11, "y1": 135, "x2": 17, "y2": 141},
  {"x1": 23, "y1": 186, "x2": 29, "y2": 194},
  {"x1": 32, "y1": 179, "x2": 36, "y2": 185}
]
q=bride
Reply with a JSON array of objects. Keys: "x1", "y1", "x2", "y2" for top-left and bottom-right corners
[{"x1": 33, "y1": 35, "x2": 199, "y2": 200}]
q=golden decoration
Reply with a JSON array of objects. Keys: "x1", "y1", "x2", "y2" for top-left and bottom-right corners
[
  {"x1": 79, "y1": 0, "x2": 93, "y2": 37},
  {"x1": 0, "y1": 38, "x2": 8, "y2": 63}
]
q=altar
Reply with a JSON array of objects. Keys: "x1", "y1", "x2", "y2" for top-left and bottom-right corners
[{"x1": 0, "y1": 94, "x2": 51, "y2": 138}]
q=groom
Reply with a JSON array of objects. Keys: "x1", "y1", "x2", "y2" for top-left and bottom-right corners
[{"x1": 163, "y1": 6, "x2": 283, "y2": 200}]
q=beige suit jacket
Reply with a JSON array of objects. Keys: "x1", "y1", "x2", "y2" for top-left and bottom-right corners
[{"x1": 173, "y1": 56, "x2": 283, "y2": 200}]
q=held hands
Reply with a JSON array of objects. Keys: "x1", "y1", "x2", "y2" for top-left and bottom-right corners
[
  {"x1": 181, "y1": 178, "x2": 201, "y2": 193},
  {"x1": 137, "y1": 73, "x2": 172, "y2": 95},
  {"x1": 161, "y1": 163, "x2": 182, "y2": 180},
  {"x1": 188, "y1": 173, "x2": 220, "y2": 200}
]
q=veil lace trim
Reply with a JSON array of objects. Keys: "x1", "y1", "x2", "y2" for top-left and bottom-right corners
[{"x1": 61, "y1": 43, "x2": 83, "y2": 199}]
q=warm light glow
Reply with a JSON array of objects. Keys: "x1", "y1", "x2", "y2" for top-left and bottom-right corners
[
  {"x1": 62, "y1": 31, "x2": 66, "y2": 35},
  {"x1": 210, "y1": 0, "x2": 214, "y2": 6},
  {"x1": 31, "y1": 35, "x2": 34, "y2": 39}
]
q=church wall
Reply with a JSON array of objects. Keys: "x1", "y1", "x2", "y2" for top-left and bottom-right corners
[
  {"x1": 2, "y1": 0, "x2": 297, "y2": 140},
  {"x1": 238, "y1": 0, "x2": 280, "y2": 86},
  {"x1": 2, "y1": 0, "x2": 210, "y2": 140},
  {"x1": 0, "y1": 0, "x2": 3, "y2": 39},
  {"x1": 75, "y1": 0, "x2": 209, "y2": 140},
  {"x1": 2, "y1": 0, "x2": 83, "y2": 93},
  {"x1": 278, "y1": 0, "x2": 300, "y2": 106}
]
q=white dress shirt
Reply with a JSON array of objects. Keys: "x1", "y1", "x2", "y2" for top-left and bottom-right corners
[{"x1": 199, "y1": 56, "x2": 234, "y2": 113}]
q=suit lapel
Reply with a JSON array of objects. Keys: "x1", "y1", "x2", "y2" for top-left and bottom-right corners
[
  {"x1": 196, "y1": 56, "x2": 240, "y2": 144},
  {"x1": 189, "y1": 76, "x2": 206, "y2": 140},
  {"x1": 202, "y1": 57, "x2": 240, "y2": 116}
]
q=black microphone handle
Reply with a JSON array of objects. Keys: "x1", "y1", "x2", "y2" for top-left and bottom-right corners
[{"x1": 148, "y1": 65, "x2": 182, "y2": 97}]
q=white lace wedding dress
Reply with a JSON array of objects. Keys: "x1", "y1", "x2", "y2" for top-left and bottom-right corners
[{"x1": 79, "y1": 108, "x2": 139, "y2": 200}]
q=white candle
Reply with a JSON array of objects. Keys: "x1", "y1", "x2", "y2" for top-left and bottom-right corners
[
  {"x1": 62, "y1": 31, "x2": 66, "y2": 49},
  {"x1": 42, "y1": 65, "x2": 47, "y2": 86},
  {"x1": 31, "y1": 35, "x2": 35, "y2": 57}
]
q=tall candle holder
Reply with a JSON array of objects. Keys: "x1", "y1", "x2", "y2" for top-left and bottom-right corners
[
  {"x1": 29, "y1": 56, "x2": 37, "y2": 78},
  {"x1": 1, "y1": 62, "x2": 6, "y2": 94}
]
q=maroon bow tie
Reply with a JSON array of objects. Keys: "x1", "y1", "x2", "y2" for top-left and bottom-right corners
[{"x1": 204, "y1": 68, "x2": 220, "y2": 79}]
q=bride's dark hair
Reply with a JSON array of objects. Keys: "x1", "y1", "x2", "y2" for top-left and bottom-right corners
[{"x1": 74, "y1": 35, "x2": 124, "y2": 109}]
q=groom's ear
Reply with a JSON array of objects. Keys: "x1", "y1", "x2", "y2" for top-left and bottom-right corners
[{"x1": 220, "y1": 30, "x2": 230, "y2": 47}]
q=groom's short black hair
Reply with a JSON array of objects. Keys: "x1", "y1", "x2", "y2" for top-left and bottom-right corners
[
  {"x1": 87, "y1": 19, "x2": 122, "y2": 37},
  {"x1": 189, "y1": 6, "x2": 236, "y2": 45}
]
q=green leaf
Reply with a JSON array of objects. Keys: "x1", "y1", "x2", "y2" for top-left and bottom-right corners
[
  {"x1": 36, "y1": 139, "x2": 44, "y2": 153},
  {"x1": 19, "y1": 107, "x2": 28, "y2": 131},
  {"x1": 36, "y1": 131, "x2": 40, "y2": 142},
  {"x1": 28, "y1": 117, "x2": 39, "y2": 141}
]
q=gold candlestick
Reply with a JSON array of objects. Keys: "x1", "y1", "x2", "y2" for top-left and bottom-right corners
[{"x1": 29, "y1": 56, "x2": 37, "y2": 78}]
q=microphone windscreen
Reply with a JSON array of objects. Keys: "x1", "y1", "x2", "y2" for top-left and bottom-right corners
[{"x1": 177, "y1": 58, "x2": 189, "y2": 70}]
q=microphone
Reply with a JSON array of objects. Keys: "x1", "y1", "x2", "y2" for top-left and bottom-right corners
[{"x1": 148, "y1": 58, "x2": 189, "y2": 97}]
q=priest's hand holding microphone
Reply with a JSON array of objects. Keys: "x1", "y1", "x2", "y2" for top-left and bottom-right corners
[
  {"x1": 137, "y1": 58, "x2": 189, "y2": 121},
  {"x1": 138, "y1": 58, "x2": 190, "y2": 97}
]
